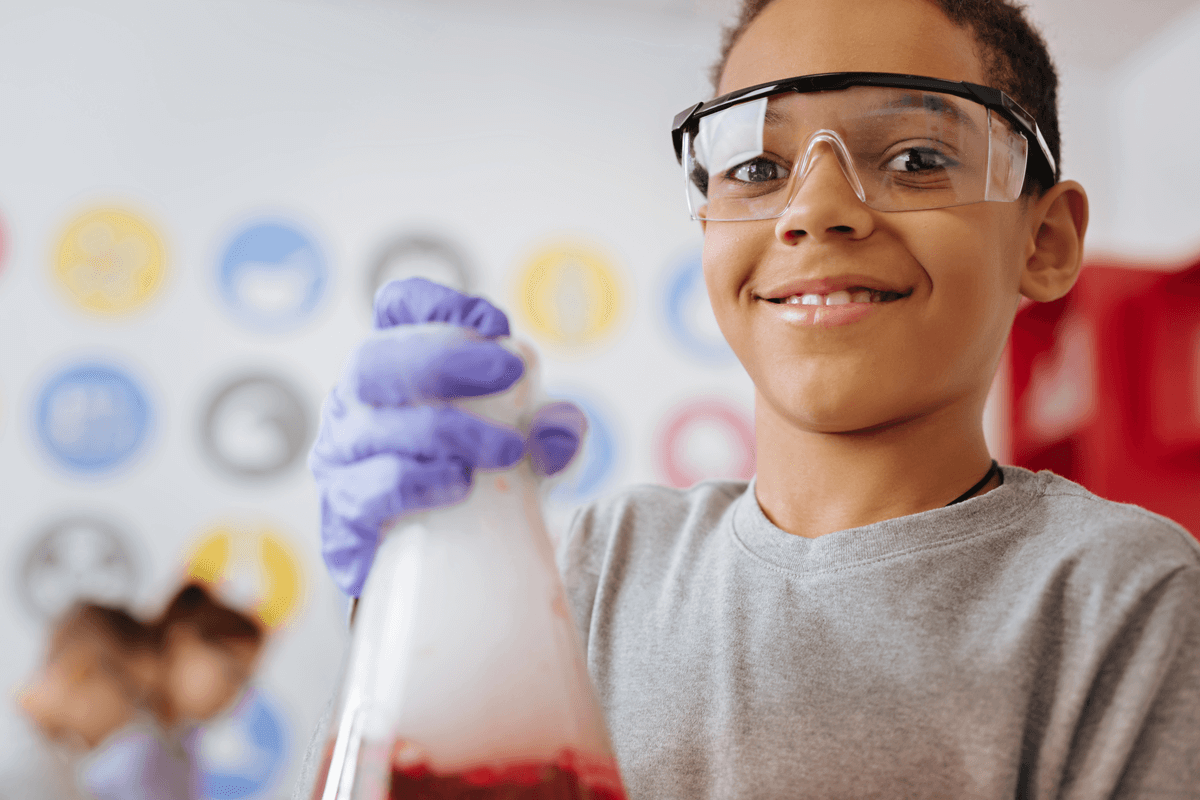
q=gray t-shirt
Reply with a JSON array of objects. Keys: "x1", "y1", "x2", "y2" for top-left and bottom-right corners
[{"x1": 558, "y1": 466, "x2": 1200, "y2": 799}]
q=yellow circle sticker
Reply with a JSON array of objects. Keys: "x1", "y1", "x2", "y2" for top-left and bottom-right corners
[
  {"x1": 185, "y1": 525, "x2": 303, "y2": 629},
  {"x1": 515, "y1": 241, "x2": 622, "y2": 346},
  {"x1": 55, "y1": 208, "x2": 165, "y2": 313}
]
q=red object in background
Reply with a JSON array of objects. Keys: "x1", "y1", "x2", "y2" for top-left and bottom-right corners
[{"x1": 1010, "y1": 256, "x2": 1200, "y2": 537}]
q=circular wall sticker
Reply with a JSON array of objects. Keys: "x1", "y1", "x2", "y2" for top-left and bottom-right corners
[
  {"x1": 197, "y1": 687, "x2": 288, "y2": 799},
  {"x1": 514, "y1": 241, "x2": 622, "y2": 346},
  {"x1": 201, "y1": 374, "x2": 310, "y2": 480},
  {"x1": 663, "y1": 251, "x2": 736, "y2": 363},
  {"x1": 54, "y1": 208, "x2": 165, "y2": 313},
  {"x1": 218, "y1": 220, "x2": 327, "y2": 331},
  {"x1": 367, "y1": 234, "x2": 472, "y2": 312},
  {"x1": 185, "y1": 524, "x2": 303, "y2": 629},
  {"x1": 35, "y1": 362, "x2": 153, "y2": 473},
  {"x1": 19, "y1": 515, "x2": 139, "y2": 621},
  {"x1": 656, "y1": 398, "x2": 756, "y2": 489}
]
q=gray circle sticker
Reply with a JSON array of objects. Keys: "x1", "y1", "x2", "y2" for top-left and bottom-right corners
[
  {"x1": 367, "y1": 234, "x2": 472, "y2": 311},
  {"x1": 20, "y1": 516, "x2": 139, "y2": 620},
  {"x1": 202, "y1": 374, "x2": 310, "y2": 479}
]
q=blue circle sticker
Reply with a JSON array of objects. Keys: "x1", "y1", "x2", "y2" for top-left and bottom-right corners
[
  {"x1": 663, "y1": 252, "x2": 735, "y2": 363},
  {"x1": 548, "y1": 392, "x2": 617, "y2": 501},
  {"x1": 197, "y1": 688, "x2": 288, "y2": 799},
  {"x1": 35, "y1": 363, "x2": 152, "y2": 473},
  {"x1": 218, "y1": 221, "x2": 327, "y2": 330}
]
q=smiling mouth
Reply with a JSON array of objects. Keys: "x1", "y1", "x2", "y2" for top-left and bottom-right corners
[{"x1": 763, "y1": 287, "x2": 913, "y2": 305}]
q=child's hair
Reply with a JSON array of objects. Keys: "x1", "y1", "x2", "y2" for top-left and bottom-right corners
[
  {"x1": 710, "y1": 0, "x2": 1061, "y2": 194},
  {"x1": 50, "y1": 603, "x2": 160, "y2": 660},
  {"x1": 157, "y1": 582, "x2": 264, "y2": 648}
]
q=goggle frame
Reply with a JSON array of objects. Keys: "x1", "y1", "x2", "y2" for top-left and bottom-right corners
[{"x1": 671, "y1": 71, "x2": 1057, "y2": 198}]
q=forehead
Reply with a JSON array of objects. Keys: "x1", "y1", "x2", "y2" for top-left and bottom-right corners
[{"x1": 719, "y1": 0, "x2": 987, "y2": 95}]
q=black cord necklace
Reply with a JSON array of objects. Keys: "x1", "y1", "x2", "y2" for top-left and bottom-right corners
[{"x1": 946, "y1": 460, "x2": 1002, "y2": 506}]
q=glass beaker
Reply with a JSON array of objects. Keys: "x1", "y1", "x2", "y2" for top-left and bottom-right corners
[{"x1": 300, "y1": 341, "x2": 626, "y2": 800}]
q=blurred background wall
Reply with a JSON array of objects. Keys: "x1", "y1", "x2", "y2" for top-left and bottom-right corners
[{"x1": 0, "y1": 0, "x2": 1197, "y2": 797}]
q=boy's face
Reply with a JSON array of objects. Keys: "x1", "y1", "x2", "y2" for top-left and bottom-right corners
[
  {"x1": 705, "y1": 0, "x2": 1037, "y2": 435},
  {"x1": 20, "y1": 638, "x2": 137, "y2": 750},
  {"x1": 164, "y1": 626, "x2": 260, "y2": 722}
]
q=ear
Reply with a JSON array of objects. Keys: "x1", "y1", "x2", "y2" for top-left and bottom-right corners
[{"x1": 1020, "y1": 180, "x2": 1089, "y2": 302}]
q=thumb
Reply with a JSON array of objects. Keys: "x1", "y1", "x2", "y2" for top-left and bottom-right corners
[{"x1": 528, "y1": 401, "x2": 588, "y2": 477}]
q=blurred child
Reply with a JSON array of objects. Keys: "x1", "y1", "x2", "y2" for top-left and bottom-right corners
[
  {"x1": 17, "y1": 583, "x2": 265, "y2": 800},
  {"x1": 153, "y1": 583, "x2": 265, "y2": 729},
  {"x1": 19, "y1": 604, "x2": 160, "y2": 753}
]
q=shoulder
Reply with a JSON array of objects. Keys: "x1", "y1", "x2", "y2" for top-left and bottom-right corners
[
  {"x1": 1012, "y1": 467, "x2": 1198, "y2": 554},
  {"x1": 1003, "y1": 466, "x2": 1200, "y2": 593},
  {"x1": 561, "y1": 479, "x2": 748, "y2": 575},
  {"x1": 575, "y1": 479, "x2": 747, "y2": 530}
]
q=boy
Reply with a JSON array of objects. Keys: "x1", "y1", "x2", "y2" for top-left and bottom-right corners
[
  {"x1": 153, "y1": 582, "x2": 265, "y2": 728},
  {"x1": 19, "y1": 604, "x2": 160, "y2": 753},
  {"x1": 309, "y1": 0, "x2": 1200, "y2": 796}
]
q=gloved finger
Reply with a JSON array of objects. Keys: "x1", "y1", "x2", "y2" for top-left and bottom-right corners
[
  {"x1": 319, "y1": 455, "x2": 477, "y2": 596},
  {"x1": 349, "y1": 326, "x2": 525, "y2": 406},
  {"x1": 528, "y1": 401, "x2": 588, "y2": 477},
  {"x1": 322, "y1": 451, "x2": 477, "y2": 523},
  {"x1": 320, "y1": 506, "x2": 381, "y2": 598},
  {"x1": 312, "y1": 404, "x2": 525, "y2": 469},
  {"x1": 321, "y1": 454, "x2": 413, "y2": 523},
  {"x1": 373, "y1": 277, "x2": 510, "y2": 338}
]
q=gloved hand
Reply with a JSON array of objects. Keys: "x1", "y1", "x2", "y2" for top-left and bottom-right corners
[{"x1": 310, "y1": 278, "x2": 587, "y2": 597}]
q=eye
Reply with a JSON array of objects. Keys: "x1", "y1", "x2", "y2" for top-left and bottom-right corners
[
  {"x1": 728, "y1": 158, "x2": 787, "y2": 184},
  {"x1": 883, "y1": 147, "x2": 956, "y2": 173}
]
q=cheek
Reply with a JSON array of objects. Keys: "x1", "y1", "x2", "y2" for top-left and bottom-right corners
[
  {"x1": 702, "y1": 227, "x2": 760, "y2": 338},
  {"x1": 71, "y1": 676, "x2": 133, "y2": 746},
  {"x1": 901, "y1": 213, "x2": 1023, "y2": 350},
  {"x1": 172, "y1": 651, "x2": 237, "y2": 719}
]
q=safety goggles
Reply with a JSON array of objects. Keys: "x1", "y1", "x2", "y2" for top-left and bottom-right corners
[{"x1": 671, "y1": 72, "x2": 1056, "y2": 221}]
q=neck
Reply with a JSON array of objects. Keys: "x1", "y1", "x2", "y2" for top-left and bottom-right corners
[{"x1": 753, "y1": 390, "x2": 1000, "y2": 539}]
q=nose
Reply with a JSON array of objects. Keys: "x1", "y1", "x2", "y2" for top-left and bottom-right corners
[{"x1": 773, "y1": 136, "x2": 875, "y2": 245}]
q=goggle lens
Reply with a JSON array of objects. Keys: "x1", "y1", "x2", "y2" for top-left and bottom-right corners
[{"x1": 683, "y1": 86, "x2": 1029, "y2": 221}]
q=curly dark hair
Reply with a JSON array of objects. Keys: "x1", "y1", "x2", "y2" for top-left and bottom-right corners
[
  {"x1": 709, "y1": 0, "x2": 1061, "y2": 194},
  {"x1": 50, "y1": 602, "x2": 160, "y2": 658},
  {"x1": 157, "y1": 582, "x2": 263, "y2": 647}
]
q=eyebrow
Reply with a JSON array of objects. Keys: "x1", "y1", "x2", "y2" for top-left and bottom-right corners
[
  {"x1": 879, "y1": 93, "x2": 981, "y2": 132},
  {"x1": 763, "y1": 104, "x2": 789, "y2": 127},
  {"x1": 761, "y1": 91, "x2": 981, "y2": 134}
]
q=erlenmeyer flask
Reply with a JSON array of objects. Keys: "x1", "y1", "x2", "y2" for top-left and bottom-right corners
[{"x1": 300, "y1": 340, "x2": 626, "y2": 800}]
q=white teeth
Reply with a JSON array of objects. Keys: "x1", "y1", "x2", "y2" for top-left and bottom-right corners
[{"x1": 776, "y1": 289, "x2": 894, "y2": 305}]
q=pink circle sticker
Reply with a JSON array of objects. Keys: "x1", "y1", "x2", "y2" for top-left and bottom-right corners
[{"x1": 657, "y1": 398, "x2": 756, "y2": 488}]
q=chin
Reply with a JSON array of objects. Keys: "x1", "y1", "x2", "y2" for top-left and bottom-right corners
[{"x1": 764, "y1": 386, "x2": 883, "y2": 432}]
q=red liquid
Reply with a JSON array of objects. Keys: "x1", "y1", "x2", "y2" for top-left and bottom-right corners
[
  {"x1": 388, "y1": 742, "x2": 626, "y2": 800},
  {"x1": 311, "y1": 740, "x2": 626, "y2": 800}
]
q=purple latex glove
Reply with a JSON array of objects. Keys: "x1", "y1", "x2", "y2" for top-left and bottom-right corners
[{"x1": 310, "y1": 278, "x2": 587, "y2": 597}]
